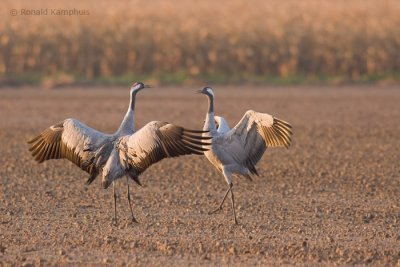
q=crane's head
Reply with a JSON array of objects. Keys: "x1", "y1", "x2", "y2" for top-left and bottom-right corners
[
  {"x1": 197, "y1": 86, "x2": 214, "y2": 97},
  {"x1": 130, "y1": 82, "x2": 151, "y2": 93}
]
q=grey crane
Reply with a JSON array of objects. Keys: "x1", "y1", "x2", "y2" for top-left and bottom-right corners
[
  {"x1": 28, "y1": 82, "x2": 149, "y2": 223},
  {"x1": 28, "y1": 83, "x2": 210, "y2": 223},
  {"x1": 197, "y1": 86, "x2": 292, "y2": 224}
]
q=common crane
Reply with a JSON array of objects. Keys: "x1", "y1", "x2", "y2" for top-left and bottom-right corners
[
  {"x1": 28, "y1": 82, "x2": 148, "y2": 222},
  {"x1": 197, "y1": 86, "x2": 292, "y2": 224},
  {"x1": 28, "y1": 82, "x2": 210, "y2": 223}
]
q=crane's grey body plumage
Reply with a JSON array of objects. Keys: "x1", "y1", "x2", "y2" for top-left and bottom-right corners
[{"x1": 198, "y1": 86, "x2": 292, "y2": 224}]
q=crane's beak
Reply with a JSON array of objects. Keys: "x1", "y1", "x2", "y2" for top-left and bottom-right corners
[
  {"x1": 144, "y1": 84, "x2": 152, "y2": 88},
  {"x1": 196, "y1": 89, "x2": 203, "y2": 94}
]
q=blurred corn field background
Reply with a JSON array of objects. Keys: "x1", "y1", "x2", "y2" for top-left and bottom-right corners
[{"x1": 1, "y1": 0, "x2": 400, "y2": 86}]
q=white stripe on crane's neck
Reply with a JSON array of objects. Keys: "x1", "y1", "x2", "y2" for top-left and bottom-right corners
[
  {"x1": 129, "y1": 86, "x2": 142, "y2": 110},
  {"x1": 115, "y1": 89, "x2": 137, "y2": 136},
  {"x1": 204, "y1": 91, "x2": 216, "y2": 131},
  {"x1": 206, "y1": 87, "x2": 214, "y2": 97},
  {"x1": 206, "y1": 90, "x2": 214, "y2": 113}
]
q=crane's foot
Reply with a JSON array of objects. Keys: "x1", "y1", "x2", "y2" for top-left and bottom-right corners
[
  {"x1": 130, "y1": 215, "x2": 139, "y2": 224},
  {"x1": 126, "y1": 176, "x2": 138, "y2": 224},
  {"x1": 208, "y1": 206, "x2": 223, "y2": 215},
  {"x1": 233, "y1": 216, "x2": 238, "y2": 225},
  {"x1": 208, "y1": 185, "x2": 231, "y2": 215}
]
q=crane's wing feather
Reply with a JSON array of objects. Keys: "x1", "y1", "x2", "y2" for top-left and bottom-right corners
[
  {"x1": 28, "y1": 118, "x2": 110, "y2": 180},
  {"x1": 227, "y1": 110, "x2": 292, "y2": 174},
  {"x1": 120, "y1": 121, "x2": 211, "y2": 176}
]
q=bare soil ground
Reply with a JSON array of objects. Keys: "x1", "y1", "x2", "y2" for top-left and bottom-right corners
[{"x1": 1, "y1": 85, "x2": 399, "y2": 266}]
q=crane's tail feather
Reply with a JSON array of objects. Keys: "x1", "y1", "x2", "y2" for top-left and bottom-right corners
[{"x1": 128, "y1": 174, "x2": 142, "y2": 187}]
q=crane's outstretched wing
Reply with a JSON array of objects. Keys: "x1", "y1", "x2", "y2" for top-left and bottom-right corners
[
  {"x1": 119, "y1": 121, "x2": 211, "y2": 176},
  {"x1": 28, "y1": 118, "x2": 111, "y2": 183},
  {"x1": 226, "y1": 110, "x2": 292, "y2": 175}
]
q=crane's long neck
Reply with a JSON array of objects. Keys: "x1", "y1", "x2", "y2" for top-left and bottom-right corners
[
  {"x1": 115, "y1": 90, "x2": 137, "y2": 136},
  {"x1": 203, "y1": 94, "x2": 216, "y2": 132}
]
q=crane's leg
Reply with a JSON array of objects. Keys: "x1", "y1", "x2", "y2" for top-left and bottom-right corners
[
  {"x1": 208, "y1": 186, "x2": 231, "y2": 214},
  {"x1": 113, "y1": 181, "x2": 118, "y2": 225},
  {"x1": 209, "y1": 167, "x2": 238, "y2": 225},
  {"x1": 229, "y1": 182, "x2": 238, "y2": 224},
  {"x1": 221, "y1": 168, "x2": 238, "y2": 224},
  {"x1": 126, "y1": 176, "x2": 138, "y2": 223}
]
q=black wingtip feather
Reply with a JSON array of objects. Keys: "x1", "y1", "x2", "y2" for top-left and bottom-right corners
[
  {"x1": 128, "y1": 174, "x2": 143, "y2": 187},
  {"x1": 85, "y1": 172, "x2": 98, "y2": 185},
  {"x1": 183, "y1": 133, "x2": 213, "y2": 140},
  {"x1": 183, "y1": 129, "x2": 210, "y2": 134}
]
